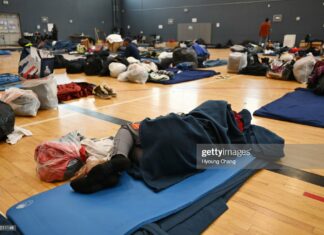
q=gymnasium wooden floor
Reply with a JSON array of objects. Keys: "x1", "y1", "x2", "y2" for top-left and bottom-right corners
[{"x1": 0, "y1": 49, "x2": 323, "y2": 235}]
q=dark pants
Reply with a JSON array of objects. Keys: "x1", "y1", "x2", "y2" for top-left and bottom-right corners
[{"x1": 113, "y1": 124, "x2": 142, "y2": 163}]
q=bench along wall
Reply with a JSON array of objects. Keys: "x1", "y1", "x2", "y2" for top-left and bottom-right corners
[
  {"x1": 120, "y1": 0, "x2": 324, "y2": 45},
  {"x1": 0, "y1": 0, "x2": 114, "y2": 40}
]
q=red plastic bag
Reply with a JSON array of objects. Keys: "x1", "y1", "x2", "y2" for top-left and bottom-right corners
[{"x1": 35, "y1": 141, "x2": 86, "y2": 182}]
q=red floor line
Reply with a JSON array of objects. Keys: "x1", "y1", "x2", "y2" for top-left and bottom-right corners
[{"x1": 303, "y1": 192, "x2": 324, "y2": 203}]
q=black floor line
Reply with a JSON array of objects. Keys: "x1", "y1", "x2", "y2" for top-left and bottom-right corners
[
  {"x1": 61, "y1": 104, "x2": 129, "y2": 126},
  {"x1": 266, "y1": 163, "x2": 324, "y2": 187},
  {"x1": 62, "y1": 104, "x2": 324, "y2": 187}
]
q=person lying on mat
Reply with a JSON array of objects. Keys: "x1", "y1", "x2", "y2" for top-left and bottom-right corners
[{"x1": 70, "y1": 100, "x2": 285, "y2": 194}]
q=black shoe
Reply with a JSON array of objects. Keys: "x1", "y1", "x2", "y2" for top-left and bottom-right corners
[{"x1": 70, "y1": 173, "x2": 119, "y2": 194}]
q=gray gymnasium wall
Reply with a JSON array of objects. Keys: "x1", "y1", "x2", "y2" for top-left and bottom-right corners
[
  {"x1": 0, "y1": 0, "x2": 114, "y2": 40},
  {"x1": 120, "y1": 0, "x2": 324, "y2": 45}
]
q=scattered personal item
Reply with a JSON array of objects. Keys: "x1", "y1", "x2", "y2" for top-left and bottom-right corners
[
  {"x1": 239, "y1": 53, "x2": 269, "y2": 76},
  {"x1": 0, "y1": 87, "x2": 40, "y2": 116},
  {"x1": 6, "y1": 126, "x2": 32, "y2": 145},
  {"x1": 18, "y1": 47, "x2": 55, "y2": 79},
  {"x1": 21, "y1": 75, "x2": 58, "y2": 109},
  {"x1": 293, "y1": 54, "x2": 316, "y2": 83},
  {"x1": 109, "y1": 62, "x2": 127, "y2": 78},
  {"x1": 117, "y1": 63, "x2": 149, "y2": 84},
  {"x1": 34, "y1": 131, "x2": 86, "y2": 182},
  {"x1": 92, "y1": 84, "x2": 117, "y2": 99},
  {"x1": 57, "y1": 82, "x2": 95, "y2": 102},
  {"x1": 0, "y1": 101, "x2": 15, "y2": 141},
  {"x1": 227, "y1": 52, "x2": 248, "y2": 73},
  {"x1": 66, "y1": 59, "x2": 86, "y2": 74},
  {"x1": 173, "y1": 47, "x2": 198, "y2": 68}
]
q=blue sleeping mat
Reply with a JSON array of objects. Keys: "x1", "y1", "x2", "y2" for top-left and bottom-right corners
[
  {"x1": 150, "y1": 69, "x2": 219, "y2": 85},
  {"x1": 7, "y1": 156, "x2": 255, "y2": 235},
  {"x1": 0, "y1": 50, "x2": 11, "y2": 55},
  {"x1": 254, "y1": 88, "x2": 324, "y2": 128}
]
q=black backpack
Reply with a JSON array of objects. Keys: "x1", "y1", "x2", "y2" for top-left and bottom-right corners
[
  {"x1": 173, "y1": 47, "x2": 198, "y2": 68},
  {"x1": 0, "y1": 101, "x2": 15, "y2": 141},
  {"x1": 84, "y1": 55, "x2": 104, "y2": 76},
  {"x1": 54, "y1": 55, "x2": 68, "y2": 69},
  {"x1": 240, "y1": 53, "x2": 269, "y2": 76},
  {"x1": 66, "y1": 59, "x2": 86, "y2": 74},
  {"x1": 281, "y1": 61, "x2": 296, "y2": 81}
]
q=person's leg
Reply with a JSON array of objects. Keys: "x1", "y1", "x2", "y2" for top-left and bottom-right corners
[{"x1": 70, "y1": 125, "x2": 134, "y2": 194}]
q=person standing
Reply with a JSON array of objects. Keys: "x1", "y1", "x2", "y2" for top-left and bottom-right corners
[{"x1": 259, "y1": 18, "x2": 271, "y2": 47}]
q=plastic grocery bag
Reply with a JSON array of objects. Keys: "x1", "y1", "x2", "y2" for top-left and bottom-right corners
[{"x1": 0, "y1": 87, "x2": 40, "y2": 116}]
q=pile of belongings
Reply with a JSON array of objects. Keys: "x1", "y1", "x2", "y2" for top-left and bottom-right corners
[
  {"x1": 227, "y1": 44, "x2": 269, "y2": 76},
  {"x1": 267, "y1": 53, "x2": 317, "y2": 83},
  {"x1": 0, "y1": 75, "x2": 58, "y2": 116},
  {"x1": 34, "y1": 131, "x2": 114, "y2": 182}
]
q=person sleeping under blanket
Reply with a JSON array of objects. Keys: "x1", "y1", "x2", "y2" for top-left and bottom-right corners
[{"x1": 70, "y1": 100, "x2": 284, "y2": 194}]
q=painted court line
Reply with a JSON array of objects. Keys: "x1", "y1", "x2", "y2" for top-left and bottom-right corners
[
  {"x1": 267, "y1": 163, "x2": 324, "y2": 187},
  {"x1": 303, "y1": 192, "x2": 324, "y2": 203}
]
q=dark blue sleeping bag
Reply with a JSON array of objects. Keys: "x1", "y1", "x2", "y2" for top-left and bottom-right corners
[
  {"x1": 254, "y1": 88, "x2": 324, "y2": 128},
  {"x1": 129, "y1": 101, "x2": 284, "y2": 191}
]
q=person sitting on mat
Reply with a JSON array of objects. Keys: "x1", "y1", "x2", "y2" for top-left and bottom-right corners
[
  {"x1": 70, "y1": 101, "x2": 285, "y2": 194},
  {"x1": 122, "y1": 37, "x2": 141, "y2": 60}
]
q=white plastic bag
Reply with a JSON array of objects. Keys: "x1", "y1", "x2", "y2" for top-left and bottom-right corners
[
  {"x1": 126, "y1": 64, "x2": 149, "y2": 84},
  {"x1": 158, "y1": 52, "x2": 173, "y2": 62},
  {"x1": 227, "y1": 52, "x2": 247, "y2": 73},
  {"x1": 21, "y1": 75, "x2": 58, "y2": 109},
  {"x1": 0, "y1": 87, "x2": 40, "y2": 116},
  {"x1": 109, "y1": 62, "x2": 127, "y2": 78},
  {"x1": 293, "y1": 54, "x2": 316, "y2": 83}
]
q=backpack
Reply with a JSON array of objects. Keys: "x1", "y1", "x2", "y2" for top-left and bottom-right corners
[
  {"x1": 66, "y1": 59, "x2": 86, "y2": 74},
  {"x1": 84, "y1": 55, "x2": 104, "y2": 76},
  {"x1": 173, "y1": 47, "x2": 198, "y2": 68},
  {"x1": 0, "y1": 101, "x2": 15, "y2": 141},
  {"x1": 54, "y1": 55, "x2": 68, "y2": 69},
  {"x1": 239, "y1": 53, "x2": 269, "y2": 76}
]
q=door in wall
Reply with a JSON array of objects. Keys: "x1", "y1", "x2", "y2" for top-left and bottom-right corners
[
  {"x1": 0, "y1": 13, "x2": 21, "y2": 46},
  {"x1": 177, "y1": 23, "x2": 211, "y2": 43}
]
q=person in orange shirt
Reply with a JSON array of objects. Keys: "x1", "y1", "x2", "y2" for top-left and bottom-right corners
[{"x1": 259, "y1": 18, "x2": 271, "y2": 47}]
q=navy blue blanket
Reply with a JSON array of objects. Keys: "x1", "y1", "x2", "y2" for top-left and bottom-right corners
[
  {"x1": 254, "y1": 88, "x2": 324, "y2": 128},
  {"x1": 130, "y1": 100, "x2": 284, "y2": 191},
  {"x1": 149, "y1": 69, "x2": 219, "y2": 85}
]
